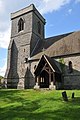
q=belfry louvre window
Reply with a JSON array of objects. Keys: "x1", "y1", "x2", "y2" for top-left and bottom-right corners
[
  {"x1": 38, "y1": 21, "x2": 41, "y2": 34},
  {"x1": 18, "y1": 18, "x2": 24, "y2": 32}
]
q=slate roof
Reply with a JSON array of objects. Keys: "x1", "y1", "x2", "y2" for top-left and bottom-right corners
[{"x1": 30, "y1": 31, "x2": 80, "y2": 60}]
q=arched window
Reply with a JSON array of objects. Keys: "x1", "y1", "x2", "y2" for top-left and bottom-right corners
[
  {"x1": 18, "y1": 18, "x2": 24, "y2": 32},
  {"x1": 38, "y1": 21, "x2": 41, "y2": 34},
  {"x1": 68, "y1": 61, "x2": 73, "y2": 73}
]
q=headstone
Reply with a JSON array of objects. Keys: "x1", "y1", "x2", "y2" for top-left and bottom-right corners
[
  {"x1": 72, "y1": 92, "x2": 75, "y2": 99},
  {"x1": 62, "y1": 91, "x2": 68, "y2": 101}
]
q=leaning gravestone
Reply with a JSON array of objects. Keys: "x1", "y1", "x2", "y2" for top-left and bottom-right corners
[{"x1": 62, "y1": 91, "x2": 68, "y2": 101}]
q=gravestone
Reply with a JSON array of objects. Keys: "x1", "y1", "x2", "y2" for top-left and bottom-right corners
[
  {"x1": 72, "y1": 92, "x2": 75, "y2": 99},
  {"x1": 62, "y1": 91, "x2": 68, "y2": 101}
]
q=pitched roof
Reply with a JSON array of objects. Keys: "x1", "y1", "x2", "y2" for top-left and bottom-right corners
[
  {"x1": 31, "y1": 32, "x2": 71, "y2": 57},
  {"x1": 34, "y1": 55, "x2": 61, "y2": 76},
  {"x1": 31, "y1": 31, "x2": 80, "y2": 60},
  {"x1": 44, "y1": 55, "x2": 61, "y2": 73}
]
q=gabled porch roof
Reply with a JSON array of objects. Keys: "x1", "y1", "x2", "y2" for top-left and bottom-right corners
[{"x1": 34, "y1": 55, "x2": 61, "y2": 76}]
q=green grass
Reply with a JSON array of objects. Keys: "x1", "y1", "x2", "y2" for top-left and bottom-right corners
[{"x1": 0, "y1": 89, "x2": 80, "y2": 120}]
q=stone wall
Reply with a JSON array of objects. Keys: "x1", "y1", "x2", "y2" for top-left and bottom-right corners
[
  {"x1": 24, "y1": 60, "x2": 39, "y2": 88},
  {"x1": 57, "y1": 55, "x2": 80, "y2": 89},
  {"x1": 11, "y1": 12, "x2": 33, "y2": 37},
  {"x1": 32, "y1": 11, "x2": 45, "y2": 39}
]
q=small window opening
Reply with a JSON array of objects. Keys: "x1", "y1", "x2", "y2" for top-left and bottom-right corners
[
  {"x1": 68, "y1": 61, "x2": 73, "y2": 73},
  {"x1": 38, "y1": 21, "x2": 41, "y2": 34},
  {"x1": 18, "y1": 18, "x2": 24, "y2": 32},
  {"x1": 24, "y1": 49, "x2": 25, "y2": 52}
]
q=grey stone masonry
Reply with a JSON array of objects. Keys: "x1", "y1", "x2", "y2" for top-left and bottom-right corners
[{"x1": 5, "y1": 4, "x2": 45, "y2": 89}]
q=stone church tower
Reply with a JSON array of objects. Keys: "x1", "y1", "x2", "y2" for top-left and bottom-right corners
[
  {"x1": 5, "y1": 4, "x2": 45, "y2": 89},
  {"x1": 4, "y1": 4, "x2": 80, "y2": 90}
]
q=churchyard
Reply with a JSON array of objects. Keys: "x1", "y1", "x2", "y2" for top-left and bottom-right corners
[{"x1": 0, "y1": 89, "x2": 80, "y2": 120}]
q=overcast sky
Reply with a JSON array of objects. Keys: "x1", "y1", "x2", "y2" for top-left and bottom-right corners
[{"x1": 0, "y1": 0, "x2": 80, "y2": 76}]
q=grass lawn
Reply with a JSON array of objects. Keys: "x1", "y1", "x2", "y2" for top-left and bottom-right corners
[{"x1": 0, "y1": 89, "x2": 80, "y2": 120}]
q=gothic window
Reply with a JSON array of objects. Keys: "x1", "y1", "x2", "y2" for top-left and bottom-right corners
[
  {"x1": 68, "y1": 61, "x2": 73, "y2": 73},
  {"x1": 38, "y1": 21, "x2": 41, "y2": 34},
  {"x1": 18, "y1": 18, "x2": 24, "y2": 32}
]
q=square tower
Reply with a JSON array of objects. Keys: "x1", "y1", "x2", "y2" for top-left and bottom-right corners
[{"x1": 5, "y1": 4, "x2": 45, "y2": 89}]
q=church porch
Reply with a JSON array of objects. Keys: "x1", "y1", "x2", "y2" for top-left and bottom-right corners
[{"x1": 34, "y1": 55, "x2": 62, "y2": 90}]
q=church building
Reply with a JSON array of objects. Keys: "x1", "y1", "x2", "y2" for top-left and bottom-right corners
[{"x1": 5, "y1": 4, "x2": 80, "y2": 89}]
